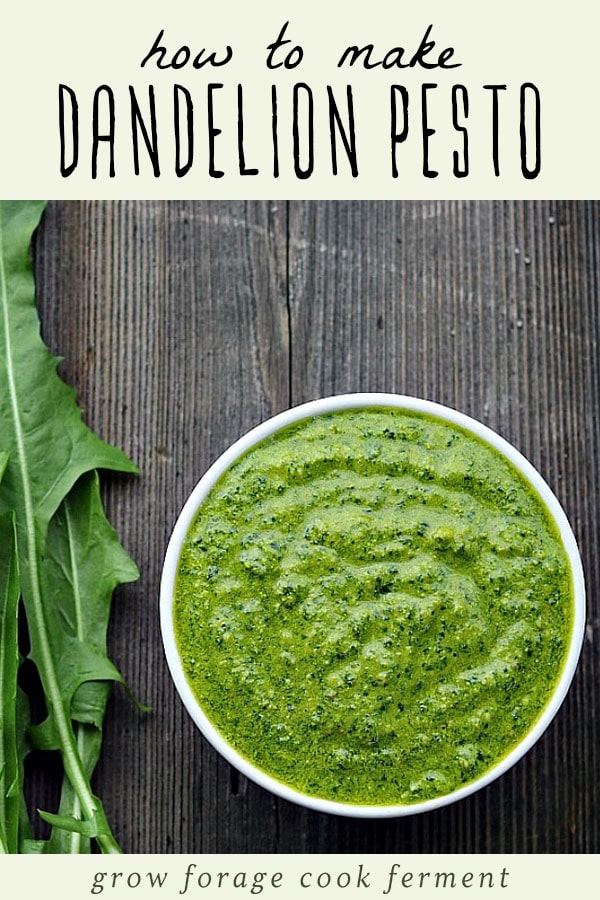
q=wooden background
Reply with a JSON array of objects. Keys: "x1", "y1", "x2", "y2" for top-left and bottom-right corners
[{"x1": 31, "y1": 201, "x2": 599, "y2": 853}]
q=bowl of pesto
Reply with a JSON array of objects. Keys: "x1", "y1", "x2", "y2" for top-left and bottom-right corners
[{"x1": 160, "y1": 393, "x2": 585, "y2": 816}]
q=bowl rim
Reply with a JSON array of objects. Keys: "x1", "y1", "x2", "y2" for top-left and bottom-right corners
[{"x1": 160, "y1": 392, "x2": 586, "y2": 817}]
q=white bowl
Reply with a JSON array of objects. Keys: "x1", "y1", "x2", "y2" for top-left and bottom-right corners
[{"x1": 160, "y1": 393, "x2": 586, "y2": 817}]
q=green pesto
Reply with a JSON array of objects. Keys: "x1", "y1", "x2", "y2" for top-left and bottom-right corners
[{"x1": 173, "y1": 408, "x2": 573, "y2": 805}]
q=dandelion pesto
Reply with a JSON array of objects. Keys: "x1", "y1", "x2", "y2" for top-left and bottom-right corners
[{"x1": 173, "y1": 408, "x2": 573, "y2": 805}]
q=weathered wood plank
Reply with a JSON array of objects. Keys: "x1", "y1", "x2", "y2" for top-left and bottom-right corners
[
  {"x1": 33, "y1": 200, "x2": 290, "y2": 852},
  {"x1": 27, "y1": 200, "x2": 599, "y2": 853},
  {"x1": 287, "y1": 200, "x2": 599, "y2": 852}
]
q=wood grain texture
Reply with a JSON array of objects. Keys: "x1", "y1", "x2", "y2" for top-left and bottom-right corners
[{"x1": 30, "y1": 200, "x2": 599, "y2": 853}]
